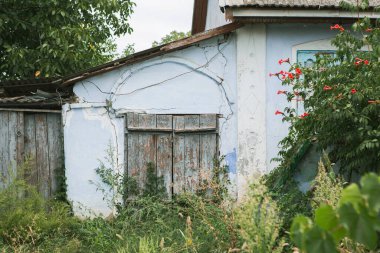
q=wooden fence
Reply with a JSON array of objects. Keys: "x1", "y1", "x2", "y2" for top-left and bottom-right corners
[{"x1": 0, "y1": 109, "x2": 64, "y2": 199}]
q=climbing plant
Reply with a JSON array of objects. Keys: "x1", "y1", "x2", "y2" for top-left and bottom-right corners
[{"x1": 270, "y1": 15, "x2": 380, "y2": 178}]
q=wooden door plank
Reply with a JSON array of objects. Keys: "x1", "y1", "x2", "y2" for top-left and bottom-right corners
[
  {"x1": 47, "y1": 114, "x2": 62, "y2": 196},
  {"x1": 200, "y1": 114, "x2": 217, "y2": 129},
  {"x1": 35, "y1": 114, "x2": 50, "y2": 199},
  {"x1": 156, "y1": 115, "x2": 173, "y2": 198},
  {"x1": 184, "y1": 115, "x2": 200, "y2": 192},
  {"x1": 137, "y1": 114, "x2": 156, "y2": 192},
  {"x1": 173, "y1": 116, "x2": 185, "y2": 194},
  {"x1": 126, "y1": 112, "x2": 139, "y2": 128},
  {"x1": 156, "y1": 115, "x2": 172, "y2": 129},
  {"x1": 199, "y1": 114, "x2": 218, "y2": 189},
  {"x1": 127, "y1": 132, "x2": 139, "y2": 195},
  {"x1": 24, "y1": 114, "x2": 37, "y2": 186},
  {"x1": 200, "y1": 133, "x2": 217, "y2": 191}
]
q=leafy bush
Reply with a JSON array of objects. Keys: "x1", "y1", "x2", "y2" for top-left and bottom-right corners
[{"x1": 291, "y1": 173, "x2": 380, "y2": 252}]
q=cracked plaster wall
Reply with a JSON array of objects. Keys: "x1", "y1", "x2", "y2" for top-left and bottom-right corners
[{"x1": 63, "y1": 35, "x2": 238, "y2": 216}]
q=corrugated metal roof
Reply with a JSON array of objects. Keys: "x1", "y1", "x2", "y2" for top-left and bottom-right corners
[{"x1": 221, "y1": 0, "x2": 380, "y2": 8}]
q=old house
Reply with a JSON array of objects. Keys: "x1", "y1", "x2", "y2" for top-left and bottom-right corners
[{"x1": 1, "y1": 0, "x2": 379, "y2": 216}]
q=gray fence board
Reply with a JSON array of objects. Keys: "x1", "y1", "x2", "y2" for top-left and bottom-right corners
[{"x1": 0, "y1": 111, "x2": 63, "y2": 198}]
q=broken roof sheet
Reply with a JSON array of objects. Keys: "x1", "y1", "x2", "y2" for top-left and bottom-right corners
[{"x1": 221, "y1": 0, "x2": 380, "y2": 8}]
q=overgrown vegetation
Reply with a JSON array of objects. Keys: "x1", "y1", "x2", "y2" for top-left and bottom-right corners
[
  {"x1": 291, "y1": 172, "x2": 380, "y2": 252},
  {"x1": 263, "y1": 2, "x2": 380, "y2": 251}
]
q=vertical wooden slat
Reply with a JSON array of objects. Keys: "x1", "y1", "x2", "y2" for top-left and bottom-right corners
[
  {"x1": 47, "y1": 114, "x2": 62, "y2": 196},
  {"x1": 173, "y1": 116, "x2": 185, "y2": 194},
  {"x1": 35, "y1": 114, "x2": 50, "y2": 199},
  {"x1": 24, "y1": 114, "x2": 37, "y2": 186},
  {"x1": 8, "y1": 112, "x2": 18, "y2": 179},
  {"x1": 156, "y1": 115, "x2": 173, "y2": 198},
  {"x1": 127, "y1": 113, "x2": 139, "y2": 196},
  {"x1": 0, "y1": 112, "x2": 9, "y2": 188},
  {"x1": 184, "y1": 115, "x2": 200, "y2": 192},
  {"x1": 16, "y1": 112, "x2": 25, "y2": 168},
  {"x1": 137, "y1": 114, "x2": 156, "y2": 191},
  {"x1": 199, "y1": 115, "x2": 217, "y2": 189}
]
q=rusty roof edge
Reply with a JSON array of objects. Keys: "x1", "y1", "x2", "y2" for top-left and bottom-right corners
[
  {"x1": 0, "y1": 23, "x2": 243, "y2": 91},
  {"x1": 60, "y1": 22, "x2": 243, "y2": 87}
]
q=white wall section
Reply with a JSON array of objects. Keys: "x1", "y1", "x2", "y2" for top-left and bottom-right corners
[{"x1": 236, "y1": 24, "x2": 267, "y2": 200}]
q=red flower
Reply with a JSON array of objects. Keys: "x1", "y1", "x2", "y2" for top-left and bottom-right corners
[
  {"x1": 300, "y1": 112, "x2": 309, "y2": 119},
  {"x1": 275, "y1": 110, "x2": 284, "y2": 115},
  {"x1": 277, "y1": 90, "x2": 287, "y2": 95},
  {"x1": 278, "y1": 58, "x2": 290, "y2": 65},
  {"x1": 323, "y1": 85, "x2": 332, "y2": 91},
  {"x1": 287, "y1": 73, "x2": 294, "y2": 79},
  {"x1": 295, "y1": 68, "x2": 302, "y2": 75},
  {"x1": 355, "y1": 58, "x2": 369, "y2": 65},
  {"x1": 351, "y1": 89, "x2": 357, "y2": 94},
  {"x1": 330, "y1": 24, "x2": 345, "y2": 31}
]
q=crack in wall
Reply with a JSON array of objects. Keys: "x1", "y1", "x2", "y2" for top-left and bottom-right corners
[{"x1": 71, "y1": 36, "x2": 236, "y2": 175}]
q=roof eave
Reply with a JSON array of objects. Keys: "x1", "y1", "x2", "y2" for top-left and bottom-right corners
[{"x1": 226, "y1": 7, "x2": 380, "y2": 21}]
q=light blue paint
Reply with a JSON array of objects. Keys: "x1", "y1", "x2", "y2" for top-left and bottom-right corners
[
  {"x1": 225, "y1": 148, "x2": 237, "y2": 174},
  {"x1": 265, "y1": 23, "x2": 336, "y2": 171}
]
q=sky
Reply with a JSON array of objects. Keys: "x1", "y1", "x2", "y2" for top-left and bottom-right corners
[{"x1": 115, "y1": 0, "x2": 194, "y2": 55}]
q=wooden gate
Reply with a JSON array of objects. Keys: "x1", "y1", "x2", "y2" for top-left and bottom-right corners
[
  {"x1": 125, "y1": 113, "x2": 218, "y2": 198},
  {"x1": 0, "y1": 109, "x2": 63, "y2": 199}
]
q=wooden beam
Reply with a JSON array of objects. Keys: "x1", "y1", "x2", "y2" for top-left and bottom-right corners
[
  {"x1": 192, "y1": 0, "x2": 208, "y2": 35},
  {"x1": 0, "y1": 108, "x2": 61, "y2": 114}
]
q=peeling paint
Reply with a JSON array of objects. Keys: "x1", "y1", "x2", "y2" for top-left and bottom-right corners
[{"x1": 225, "y1": 148, "x2": 237, "y2": 174}]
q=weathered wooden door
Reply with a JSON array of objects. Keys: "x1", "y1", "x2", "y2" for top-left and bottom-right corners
[
  {"x1": 0, "y1": 110, "x2": 63, "y2": 199},
  {"x1": 125, "y1": 113, "x2": 218, "y2": 198}
]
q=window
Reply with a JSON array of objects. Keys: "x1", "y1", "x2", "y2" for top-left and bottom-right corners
[
  {"x1": 294, "y1": 50, "x2": 336, "y2": 115},
  {"x1": 125, "y1": 113, "x2": 219, "y2": 198}
]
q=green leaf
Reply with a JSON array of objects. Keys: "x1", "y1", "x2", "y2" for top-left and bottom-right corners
[
  {"x1": 360, "y1": 173, "x2": 380, "y2": 213},
  {"x1": 338, "y1": 184, "x2": 364, "y2": 211},
  {"x1": 338, "y1": 203, "x2": 377, "y2": 250},
  {"x1": 290, "y1": 215, "x2": 312, "y2": 249},
  {"x1": 315, "y1": 205, "x2": 338, "y2": 231},
  {"x1": 304, "y1": 226, "x2": 338, "y2": 253}
]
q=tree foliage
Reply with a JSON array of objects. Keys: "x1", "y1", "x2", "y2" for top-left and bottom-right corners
[
  {"x1": 272, "y1": 17, "x2": 380, "y2": 177},
  {"x1": 0, "y1": 0, "x2": 135, "y2": 80},
  {"x1": 152, "y1": 30, "x2": 191, "y2": 47}
]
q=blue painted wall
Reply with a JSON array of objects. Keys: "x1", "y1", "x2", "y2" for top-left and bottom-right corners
[{"x1": 265, "y1": 23, "x2": 336, "y2": 171}]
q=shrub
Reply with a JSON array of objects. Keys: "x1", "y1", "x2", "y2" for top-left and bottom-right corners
[
  {"x1": 234, "y1": 181, "x2": 285, "y2": 253},
  {"x1": 291, "y1": 173, "x2": 380, "y2": 252},
  {"x1": 0, "y1": 164, "x2": 78, "y2": 252}
]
